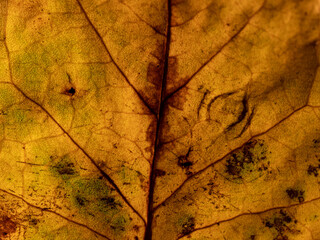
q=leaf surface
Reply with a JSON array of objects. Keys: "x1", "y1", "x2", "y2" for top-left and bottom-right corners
[{"x1": 0, "y1": 0, "x2": 319, "y2": 239}]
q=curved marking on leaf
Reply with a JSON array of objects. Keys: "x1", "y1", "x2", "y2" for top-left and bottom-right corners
[
  {"x1": 225, "y1": 94, "x2": 248, "y2": 131},
  {"x1": 154, "y1": 104, "x2": 308, "y2": 210}
]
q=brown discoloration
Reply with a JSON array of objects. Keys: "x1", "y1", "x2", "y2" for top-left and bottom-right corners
[
  {"x1": 147, "y1": 62, "x2": 164, "y2": 90},
  {"x1": 167, "y1": 87, "x2": 189, "y2": 111},
  {"x1": 155, "y1": 169, "x2": 166, "y2": 177},
  {"x1": 225, "y1": 139, "x2": 269, "y2": 180},
  {"x1": 264, "y1": 210, "x2": 298, "y2": 240},
  {"x1": 286, "y1": 188, "x2": 305, "y2": 203},
  {"x1": 144, "y1": 39, "x2": 166, "y2": 112},
  {"x1": 178, "y1": 147, "x2": 193, "y2": 175},
  {"x1": 62, "y1": 85, "x2": 77, "y2": 97},
  {"x1": 62, "y1": 73, "x2": 76, "y2": 97},
  {"x1": 307, "y1": 164, "x2": 319, "y2": 176},
  {"x1": 166, "y1": 57, "x2": 178, "y2": 82},
  {"x1": 180, "y1": 216, "x2": 195, "y2": 236},
  {"x1": 64, "y1": 87, "x2": 76, "y2": 96},
  {"x1": 166, "y1": 56, "x2": 187, "y2": 96},
  {"x1": 0, "y1": 216, "x2": 17, "y2": 238},
  {"x1": 133, "y1": 224, "x2": 140, "y2": 232},
  {"x1": 145, "y1": 120, "x2": 157, "y2": 159}
]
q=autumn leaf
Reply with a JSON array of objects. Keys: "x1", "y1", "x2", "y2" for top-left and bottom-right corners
[{"x1": 0, "y1": 0, "x2": 319, "y2": 239}]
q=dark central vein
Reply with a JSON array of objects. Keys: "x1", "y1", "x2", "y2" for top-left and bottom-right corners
[{"x1": 144, "y1": 0, "x2": 172, "y2": 239}]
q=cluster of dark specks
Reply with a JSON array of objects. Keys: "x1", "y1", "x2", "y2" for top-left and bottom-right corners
[
  {"x1": 264, "y1": 210, "x2": 299, "y2": 240},
  {"x1": 100, "y1": 196, "x2": 122, "y2": 209},
  {"x1": 225, "y1": 139, "x2": 269, "y2": 180},
  {"x1": 306, "y1": 139, "x2": 320, "y2": 177},
  {"x1": 181, "y1": 216, "x2": 195, "y2": 236},
  {"x1": 154, "y1": 169, "x2": 166, "y2": 177},
  {"x1": 286, "y1": 188, "x2": 305, "y2": 203},
  {"x1": 177, "y1": 147, "x2": 193, "y2": 175},
  {"x1": 307, "y1": 164, "x2": 319, "y2": 176}
]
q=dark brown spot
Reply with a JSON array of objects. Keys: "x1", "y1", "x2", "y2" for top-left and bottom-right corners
[
  {"x1": 166, "y1": 56, "x2": 180, "y2": 95},
  {"x1": 313, "y1": 138, "x2": 320, "y2": 146},
  {"x1": 100, "y1": 196, "x2": 121, "y2": 209},
  {"x1": 67, "y1": 87, "x2": 76, "y2": 95},
  {"x1": 29, "y1": 218, "x2": 38, "y2": 226},
  {"x1": 178, "y1": 156, "x2": 193, "y2": 168},
  {"x1": 63, "y1": 86, "x2": 76, "y2": 97},
  {"x1": 133, "y1": 225, "x2": 140, "y2": 232},
  {"x1": 265, "y1": 221, "x2": 273, "y2": 228},
  {"x1": 286, "y1": 188, "x2": 304, "y2": 202},
  {"x1": 181, "y1": 217, "x2": 195, "y2": 236},
  {"x1": 307, "y1": 165, "x2": 319, "y2": 176},
  {"x1": 0, "y1": 216, "x2": 17, "y2": 237},
  {"x1": 145, "y1": 122, "x2": 157, "y2": 156},
  {"x1": 264, "y1": 210, "x2": 297, "y2": 240},
  {"x1": 178, "y1": 147, "x2": 193, "y2": 169},
  {"x1": 76, "y1": 196, "x2": 86, "y2": 206},
  {"x1": 225, "y1": 140, "x2": 268, "y2": 179},
  {"x1": 147, "y1": 62, "x2": 163, "y2": 90},
  {"x1": 178, "y1": 148, "x2": 193, "y2": 173},
  {"x1": 54, "y1": 162, "x2": 75, "y2": 175},
  {"x1": 155, "y1": 169, "x2": 166, "y2": 177}
]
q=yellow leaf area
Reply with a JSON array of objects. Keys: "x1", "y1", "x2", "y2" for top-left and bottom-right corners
[{"x1": 0, "y1": 0, "x2": 319, "y2": 240}]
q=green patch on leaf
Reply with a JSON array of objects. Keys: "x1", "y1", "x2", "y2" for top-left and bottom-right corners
[
  {"x1": 177, "y1": 214, "x2": 195, "y2": 237},
  {"x1": 225, "y1": 139, "x2": 269, "y2": 182},
  {"x1": 264, "y1": 210, "x2": 299, "y2": 240},
  {"x1": 110, "y1": 215, "x2": 130, "y2": 234},
  {"x1": 50, "y1": 155, "x2": 77, "y2": 180}
]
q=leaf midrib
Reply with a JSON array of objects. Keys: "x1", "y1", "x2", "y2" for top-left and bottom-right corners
[{"x1": 144, "y1": 0, "x2": 172, "y2": 239}]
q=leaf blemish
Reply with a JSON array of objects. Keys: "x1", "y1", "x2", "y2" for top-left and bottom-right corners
[
  {"x1": 181, "y1": 216, "x2": 195, "y2": 236},
  {"x1": 225, "y1": 139, "x2": 269, "y2": 181},
  {"x1": 307, "y1": 161, "x2": 320, "y2": 177},
  {"x1": 155, "y1": 169, "x2": 166, "y2": 177},
  {"x1": 66, "y1": 87, "x2": 76, "y2": 96},
  {"x1": 100, "y1": 196, "x2": 122, "y2": 209},
  {"x1": 0, "y1": 216, "x2": 17, "y2": 238},
  {"x1": 75, "y1": 195, "x2": 87, "y2": 206},
  {"x1": 51, "y1": 155, "x2": 77, "y2": 179},
  {"x1": 62, "y1": 73, "x2": 76, "y2": 96},
  {"x1": 263, "y1": 210, "x2": 298, "y2": 240},
  {"x1": 286, "y1": 188, "x2": 305, "y2": 203},
  {"x1": 178, "y1": 147, "x2": 193, "y2": 175}
]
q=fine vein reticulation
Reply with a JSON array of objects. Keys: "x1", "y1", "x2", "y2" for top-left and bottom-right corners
[{"x1": 1, "y1": 0, "x2": 319, "y2": 239}]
